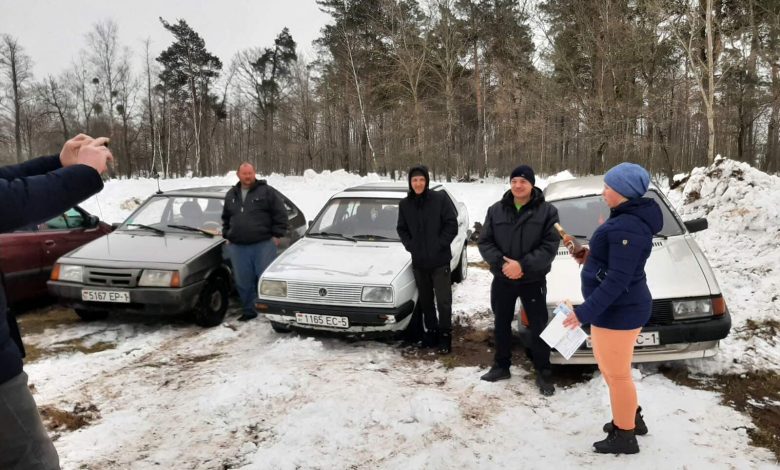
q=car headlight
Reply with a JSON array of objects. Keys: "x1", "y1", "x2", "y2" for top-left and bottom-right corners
[
  {"x1": 361, "y1": 286, "x2": 393, "y2": 303},
  {"x1": 138, "y1": 270, "x2": 179, "y2": 287},
  {"x1": 672, "y1": 299, "x2": 713, "y2": 320},
  {"x1": 54, "y1": 264, "x2": 83, "y2": 283},
  {"x1": 260, "y1": 280, "x2": 287, "y2": 297}
]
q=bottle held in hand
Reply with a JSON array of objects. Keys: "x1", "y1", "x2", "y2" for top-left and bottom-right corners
[{"x1": 554, "y1": 223, "x2": 587, "y2": 257}]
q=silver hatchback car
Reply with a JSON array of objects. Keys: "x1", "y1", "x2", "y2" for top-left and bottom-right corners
[{"x1": 517, "y1": 176, "x2": 731, "y2": 364}]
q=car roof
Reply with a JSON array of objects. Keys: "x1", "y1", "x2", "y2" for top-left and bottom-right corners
[
  {"x1": 335, "y1": 181, "x2": 443, "y2": 199},
  {"x1": 157, "y1": 185, "x2": 232, "y2": 199},
  {"x1": 544, "y1": 175, "x2": 658, "y2": 201}
]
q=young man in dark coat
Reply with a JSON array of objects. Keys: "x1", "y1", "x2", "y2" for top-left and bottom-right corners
[
  {"x1": 0, "y1": 134, "x2": 113, "y2": 470},
  {"x1": 396, "y1": 165, "x2": 458, "y2": 353},
  {"x1": 222, "y1": 162, "x2": 289, "y2": 321},
  {"x1": 478, "y1": 165, "x2": 560, "y2": 395}
]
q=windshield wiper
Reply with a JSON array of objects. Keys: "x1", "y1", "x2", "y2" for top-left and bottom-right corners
[
  {"x1": 124, "y1": 223, "x2": 165, "y2": 236},
  {"x1": 308, "y1": 231, "x2": 355, "y2": 242},
  {"x1": 167, "y1": 224, "x2": 215, "y2": 237},
  {"x1": 653, "y1": 233, "x2": 668, "y2": 239},
  {"x1": 352, "y1": 234, "x2": 398, "y2": 241}
]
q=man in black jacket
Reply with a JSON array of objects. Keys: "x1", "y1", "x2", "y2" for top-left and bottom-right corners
[
  {"x1": 478, "y1": 165, "x2": 560, "y2": 395},
  {"x1": 397, "y1": 166, "x2": 458, "y2": 353},
  {"x1": 0, "y1": 134, "x2": 113, "y2": 470},
  {"x1": 222, "y1": 162, "x2": 288, "y2": 321}
]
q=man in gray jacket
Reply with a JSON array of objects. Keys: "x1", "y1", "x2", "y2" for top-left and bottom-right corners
[
  {"x1": 478, "y1": 165, "x2": 560, "y2": 395},
  {"x1": 222, "y1": 162, "x2": 288, "y2": 321}
]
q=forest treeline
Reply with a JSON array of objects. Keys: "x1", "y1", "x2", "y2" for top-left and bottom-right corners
[{"x1": 2, "y1": 0, "x2": 779, "y2": 181}]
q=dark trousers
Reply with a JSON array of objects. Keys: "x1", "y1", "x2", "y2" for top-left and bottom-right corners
[
  {"x1": 490, "y1": 278, "x2": 551, "y2": 371},
  {"x1": 413, "y1": 265, "x2": 453, "y2": 333}
]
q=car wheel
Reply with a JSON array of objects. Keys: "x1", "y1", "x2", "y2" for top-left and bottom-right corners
[
  {"x1": 74, "y1": 308, "x2": 109, "y2": 321},
  {"x1": 451, "y1": 245, "x2": 468, "y2": 283},
  {"x1": 193, "y1": 276, "x2": 229, "y2": 327},
  {"x1": 270, "y1": 321, "x2": 292, "y2": 333}
]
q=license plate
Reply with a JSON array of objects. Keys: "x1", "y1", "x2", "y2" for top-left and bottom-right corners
[
  {"x1": 295, "y1": 312, "x2": 349, "y2": 329},
  {"x1": 81, "y1": 289, "x2": 130, "y2": 303},
  {"x1": 585, "y1": 331, "x2": 660, "y2": 348}
]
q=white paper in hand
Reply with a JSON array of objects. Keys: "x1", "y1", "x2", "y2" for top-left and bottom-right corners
[{"x1": 539, "y1": 303, "x2": 588, "y2": 360}]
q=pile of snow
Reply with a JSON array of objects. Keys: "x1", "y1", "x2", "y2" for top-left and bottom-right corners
[{"x1": 667, "y1": 157, "x2": 780, "y2": 374}]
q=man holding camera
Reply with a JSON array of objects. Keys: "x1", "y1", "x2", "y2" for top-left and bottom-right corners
[{"x1": 0, "y1": 135, "x2": 113, "y2": 470}]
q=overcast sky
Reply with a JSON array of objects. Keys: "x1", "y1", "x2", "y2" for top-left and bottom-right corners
[{"x1": 0, "y1": 0, "x2": 332, "y2": 78}]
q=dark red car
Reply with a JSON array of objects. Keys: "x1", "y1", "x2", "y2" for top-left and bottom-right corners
[{"x1": 1, "y1": 206, "x2": 111, "y2": 304}]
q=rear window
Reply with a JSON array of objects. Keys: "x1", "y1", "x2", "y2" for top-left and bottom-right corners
[{"x1": 550, "y1": 190, "x2": 683, "y2": 240}]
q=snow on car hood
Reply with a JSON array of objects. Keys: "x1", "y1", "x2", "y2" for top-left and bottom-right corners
[
  {"x1": 546, "y1": 236, "x2": 714, "y2": 305},
  {"x1": 263, "y1": 237, "x2": 410, "y2": 285},
  {"x1": 65, "y1": 231, "x2": 222, "y2": 264}
]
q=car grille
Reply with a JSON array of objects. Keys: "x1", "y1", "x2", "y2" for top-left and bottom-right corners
[
  {"x1": 285, "y1": 282, "x2": 363, "y2": 305},
  {"x1": 84, "y1": 267, "x2": 140, "y2": 287},
  {"x1": 647, "y1": 299, "x2": 674, "y2": 325},
  {"x1": 567, "y1": 299, "x2": 675, "y2": 326}
]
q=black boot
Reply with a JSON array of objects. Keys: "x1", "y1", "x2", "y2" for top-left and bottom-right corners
[
  {"x1": 593, "y1": 426, "x2": 639, "y2": 454},
  {"x1": 480, "y1": 364, "x2": 511, "y2": 382},
  {"x1": 535, "y1": 369, "x2": 555, "y2": 396},
  {"x1": 603, "y1": 406, "x2": 648, "y2": 436},
  {"x1": 420, "y1": 329, "x2": 438, "y2": 348},
  {"x1": 437, "y1": 331, "x2": 452, "y2": 354}
]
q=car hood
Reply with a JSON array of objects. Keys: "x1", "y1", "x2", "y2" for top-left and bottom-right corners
[
  {"x1": 263, "y1": 237, "x2": 410, "y2": 285},
  {"x1": 547, "y1": 237, "x2": 714, "y2": 305},
  {"x1": 65, "y1": 231, "x2": 223, "y2": 264}
]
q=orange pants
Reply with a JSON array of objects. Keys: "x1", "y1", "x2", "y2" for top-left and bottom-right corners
[{"x1": 590, "y1": 325, "x2": 641, "y2": 431}]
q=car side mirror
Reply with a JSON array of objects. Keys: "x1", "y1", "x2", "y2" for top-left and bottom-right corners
[
  {"x1": 684, "y1": 217, "x2": 708, "y2": 233},
  {"x1": 307, "y1": 220, "x2": 314, "y2": 228},
  {"x1": 111, "y1": 222, "x2": 122, "y2": 230},
  {"x1": 86, "y1": 215, "x2": 99, "y2": 228}
]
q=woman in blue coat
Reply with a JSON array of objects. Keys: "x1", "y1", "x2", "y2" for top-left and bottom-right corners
[{"x1": 563, "y1": 162, "x2": 663, "y2": 455}]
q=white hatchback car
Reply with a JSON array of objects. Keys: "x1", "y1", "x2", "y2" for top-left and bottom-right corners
[
  {"x1": 517, "y1": 176, "x2": 732, "y2": 364},
  {"x1": 255, "y1": 182, "x2": 470, "y2": 334}
]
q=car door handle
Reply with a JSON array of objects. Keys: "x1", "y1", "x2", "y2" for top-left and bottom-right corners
[{"x1": 44, "y1": 240, "x2": 56, "y2": 247}]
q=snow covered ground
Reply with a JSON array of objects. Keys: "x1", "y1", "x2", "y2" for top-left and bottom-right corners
[{"x1": 19, "y1": 160, "x2": 780, "y2": 469}]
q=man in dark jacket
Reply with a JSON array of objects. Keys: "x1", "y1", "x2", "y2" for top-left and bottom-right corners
[
  {"x1": 222, "y1": 162, "x2": 288, "y2": 321},
  {"x1": 397, "y1": 166, "x2": 458, "y2": 353},
  {"x1": 0, "y1": 134, "x2": 112, "y2": 470},
  {"x1": 478, "y1": 165, "x2": 560, "y2": 395}
]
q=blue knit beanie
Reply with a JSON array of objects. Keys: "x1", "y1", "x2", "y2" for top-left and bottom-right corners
[{"x1": 604, "y1": 162, "x2": 650, "y2": 199}]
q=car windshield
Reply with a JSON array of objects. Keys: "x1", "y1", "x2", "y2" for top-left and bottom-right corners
[
  {"x1": 119, "y1": 195, "x2": 224, "y2": 234},
  {"x1": 550, "y1": 190, "x2": 684, "y2": 240},
  {"x1": 308, "y1": 197, "x2": 400, "y2": 241}
]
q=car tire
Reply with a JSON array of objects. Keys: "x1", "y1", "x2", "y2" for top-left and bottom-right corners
[
  {"x1": 451, "y1": 245, "x2": 468, "y2": 283},
  {"x1": 270, "y1": 321, "x2": 292, "y2": 333},
  {"x1": 193, "y1": 276, "x2": 229, "y2": 327},
  {"x1": 74, "y1": 308, "x2": 109, "y2": 321}
]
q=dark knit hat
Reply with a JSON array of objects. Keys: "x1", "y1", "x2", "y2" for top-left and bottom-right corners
[
  {"x1": 409, "y1": 168, "x2": 427, "y2": 179},
  {"x1": 604, "y1": 162, "x2": 650, "y2": 199},
  {"x1": 510, "y1": 165, "x2": 535, "y2": 185}
]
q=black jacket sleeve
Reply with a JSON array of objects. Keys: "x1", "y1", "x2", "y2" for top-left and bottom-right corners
[
  {"x1": 221, "y1": 191, "x2": 233, "y2": 236},
  {"x1": 478, "y1": 206, "x2": 504, "y2": 269},
  {"x1": 519, "y1": 204, "x2": 560, "y2": 273},
  {"x1": 269, "y1": 188, "x2": 289, "y2": 238},
  {"x1": 0, "y1": 154, "x2": 62, "y2": 181},
  {"x1": 0, "y1": 164, "x2": 104, "y2": 233},
  {"x1": 396, "y1": 200, "x2": 412, "y2": 251},
  {"x1": 439, "y1": 194, "x2": 458, "y2": 248}
]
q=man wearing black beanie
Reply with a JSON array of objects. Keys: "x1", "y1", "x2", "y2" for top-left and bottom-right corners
[
  {"x1": 397, "y1": 165, "x2": 458, "y2": 353},
  {"x1": 478, "y1": 164, "x2": 560, "y2": 395}
]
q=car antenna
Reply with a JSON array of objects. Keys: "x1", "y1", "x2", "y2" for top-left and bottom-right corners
[{"x1": 154, "y1": 170, "x2": 163, "y2": 194}]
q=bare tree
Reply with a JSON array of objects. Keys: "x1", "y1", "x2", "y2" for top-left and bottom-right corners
[{"x1": 0, "y1": 34, "x2": 33, "y2": 162}]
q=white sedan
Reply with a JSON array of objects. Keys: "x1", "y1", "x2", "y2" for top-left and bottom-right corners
[{"x1": 255, "y1": 182, "x2": 469, "y2": 335}]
